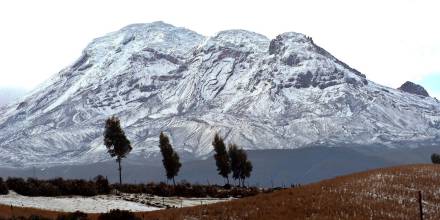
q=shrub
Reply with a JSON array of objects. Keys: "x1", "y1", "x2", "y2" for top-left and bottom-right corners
[
  {"x1": 38, "y1": 182, "x2": 62, "y2": 196},
  {"x1": 5, "y1": 176, "x2": 106, "y2": 197},
  {"x1": 113, "y1": 183, "x2": 149, "y2": 194},
  {"x1": 5, "y1": 176, "x2": 261, "y2": 198},
  {"x1": 98, "y1": 209, "x2": 140, "y2": 220},
  {"x1": 6, "y1": 177, "x2": 29, "y2": 195},
  {"x1": 95, "y1": 175, "x2": 111, "y2": 194},
  {"x1": 57, "y1": 211, "x2": 89, "y2": 220},
  {"x1": 431, "y1": 153, "x2": 440, "y2": 164},
  {"x1": 114, "y1": 181, "x2": 260, "y2": 198},
  {"x1": 68, "y1": 180, "x2": 98, "y2": 196},
  {"x1": 0, "y1": 177, "x2": 8, "y2": 195}
]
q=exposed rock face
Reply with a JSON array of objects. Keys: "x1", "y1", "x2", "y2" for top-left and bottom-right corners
[
  {"x1": 398, "y1": 81, "x2": 430, "y2": 97},
  {"x1": 0, "y1": 21, "x2": 439, "y2": 168}
]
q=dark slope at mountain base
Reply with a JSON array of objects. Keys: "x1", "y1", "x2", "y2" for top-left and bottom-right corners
[{"x1": 1, "y1": 144, "x2": 437, "y2": 187}]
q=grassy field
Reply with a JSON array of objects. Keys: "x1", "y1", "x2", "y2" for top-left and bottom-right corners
[
  {"x1": 2, "y1": 164, "x2": 440, "y2": 220},
  {"x1": 0, "y1": 205, "x2": 72, "y2": 219}
]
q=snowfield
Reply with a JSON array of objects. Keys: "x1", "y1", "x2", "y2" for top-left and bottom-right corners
[
  {"x1": 0, "y1": 191, "x2": 159, "y2": 213},
  {"x1": 119, "y1": 193, "x2": 232, "y2": 208},
  {"x1": 0, "y1": 191, "x2": 231, "y2": 213}
]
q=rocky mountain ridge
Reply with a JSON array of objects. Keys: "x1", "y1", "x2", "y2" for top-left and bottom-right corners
[
  {"x1": 0, "y1": 21, "x2": 439, "y2": 167},
  {"x1": 398, "y1": 81, "x2": 430, "y2": 97}
]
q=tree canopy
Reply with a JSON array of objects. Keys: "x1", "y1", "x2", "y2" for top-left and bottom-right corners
[
  {"x1": 228, "y1": 144, "x2": 253, "y2": 187},
  {"x1": 212, "y1": 133, "x2": 231, "y2": 185},
  {"x1": 103, "y1": 116, "x2": 132, "y2": 184},
  {"x1": 159, "y1": 132, "x2": 181, "y2": 186}
]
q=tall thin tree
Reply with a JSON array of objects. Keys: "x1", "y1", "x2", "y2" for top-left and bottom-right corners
[
  {"x1": 228, "y1": 144, "x2": 241, "y2": 186},
  {"x1": 159, "y1": 132, "x2": 182, "y2": 186},
  {"x1": 212, "y1": 133, "x2": 231, "y2": 185},
  {"x1": 228, "y1": 144, "x2": 253, "y2": 187},
  {"x1": 241, "y1": 160, "x2": 253, "y2": 187},
  {"x1": 103, "y1": 116, "x2": 132, "y2": 185}
]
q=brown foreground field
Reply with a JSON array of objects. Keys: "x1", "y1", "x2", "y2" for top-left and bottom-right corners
[
  {"x1": 0, "y1": 205, "x2": 72, "y2": 219},
  {"x1": 2, "y1": 164, "x2": 440, "y2": 220}
]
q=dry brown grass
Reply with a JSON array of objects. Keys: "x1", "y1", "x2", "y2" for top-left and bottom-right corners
[
  {"x1": 3, "y1": 164, "x2": 440, "y2": 220},
  {"x1": 0, "y1": 205, "x2": 74, "y2": 219},
  {"x1": 138, "y1": 164, "x2": 440, "y2": 220}
]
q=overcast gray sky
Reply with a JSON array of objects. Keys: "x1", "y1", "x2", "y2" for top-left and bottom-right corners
[{"x1": 0, "y1": 0, "x2": 439, "y2": 98}]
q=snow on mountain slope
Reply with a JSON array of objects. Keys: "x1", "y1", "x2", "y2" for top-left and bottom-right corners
[{"x1": 0, "y1": 21, "x2": 439, "y2": 167}]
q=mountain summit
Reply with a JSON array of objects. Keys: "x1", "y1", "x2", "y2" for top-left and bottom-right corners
[{"x1": 0, "y1": 22, "x2": 439, "y2": 167}]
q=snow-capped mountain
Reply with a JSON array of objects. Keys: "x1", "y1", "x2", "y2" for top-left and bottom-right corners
[{"x1": 1, "y1": 21, "x2": 439, "y2": 167}]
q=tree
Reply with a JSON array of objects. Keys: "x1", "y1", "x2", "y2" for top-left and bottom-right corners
[
  {"x1": 103, "y1": 116, "x2": 132, "y2": 185},
  {"x1": 159, "y1": 132, "x2": 182, "y2": 186},
  {"x1": 228, "y1": 144, "x2": 253, "y2": 187},
  {"x1": 241, "y1": 160, "x2": 253, "y2": 187},
  {"x1": 431, "y1": 153, "x2": 440, "y2": 164},
  {"x1": 228, "y1": 144, "x2": 241, "y2": 186},
  {"x1": 212, "y1": 133, "x2": 231, "y2": 185}
]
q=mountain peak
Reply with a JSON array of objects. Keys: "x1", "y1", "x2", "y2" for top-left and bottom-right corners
[
  {"x1": 120, "y1": 21, "x2": 175, "y2": 30},
  {"x1": 0, "y1": 23, "x2": 439, "y2": 167},
  {"x1": 203, "y1": 29, "x2": 269, "y2": 53},
  {"x1": 398, "y1": 81, "x2": 430, "y2": 97},
  {"x1": 278, "y1": 32, "x2": 310, "y2": 42},
  {"x1": 268, "y1": 32, "x2": 313, "y2": 55},
  {"x1": 83, "y1": 21, "x2": 205, "y2": 61}
]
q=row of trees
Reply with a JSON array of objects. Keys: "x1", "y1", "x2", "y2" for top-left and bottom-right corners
[
  {"x1": 213, "y1": 133, "x2": 253, "y2": 187},
  {"x1": 103, "y1": 116, "x2": 252, "y2": 187}
]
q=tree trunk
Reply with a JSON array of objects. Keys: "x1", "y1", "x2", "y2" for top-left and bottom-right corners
[
  {"x1": 118, "y1": 159, "x2": 122, "y2": 185},
  {"x1": 172, "y1": 177, "x2": 176, "y2": 187},
  {"x1": 226, "y1": 176, "x2": 230, "y2": 185}
]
